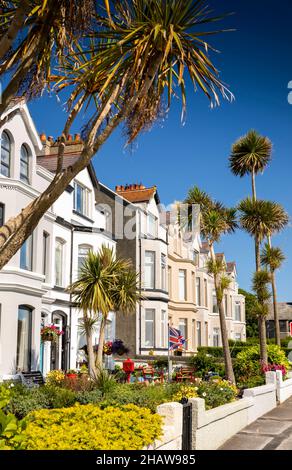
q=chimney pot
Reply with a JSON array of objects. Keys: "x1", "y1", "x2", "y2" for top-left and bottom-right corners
[
  {"x1": 40, "y1": 133, "x2": 47, "y2": 142},
  {"x1": 74, "y1": 133, "x2": 81, "y2": 142},
  {"x1": 115, "y1": 185, "x2": 121, "y2": 192},
  {"x1": 67, "y1": 134, "x2": 72, "y2": 141}
]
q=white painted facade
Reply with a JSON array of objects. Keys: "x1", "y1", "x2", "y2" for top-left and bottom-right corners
[{"x1": 0, "y1": 101, "x2": 116, "y2": 379}]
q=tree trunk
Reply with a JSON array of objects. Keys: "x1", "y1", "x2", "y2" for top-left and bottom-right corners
[
  {"x1": 86, "y1": 324, "x2": 98, "y2": 379},
  {"x1": 96, "y1": 316, "x2": 106, "y2": 371},
  {"x1": 259, "y1": 316, "x2": 268, "y2": 365},
  {"x1": 255, "y1": 234, "x2": 261, "y2": 272},
  {"x1": 271, "y1": 271, "x2": 281, "y2": 347},
  {"x1": 210, "y1": 245, "x2": 235, "y2": 384},
  {"x1": 0, "y1": 1, "x2": 30, "y2": 60},
  {"x1": 251, "y1": 169, "x2": 257, "y2": 201}
]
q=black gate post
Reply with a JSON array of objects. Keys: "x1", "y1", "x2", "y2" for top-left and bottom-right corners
[{"x1": 182, "y1": 402, "x2": 192, "y2": 450}]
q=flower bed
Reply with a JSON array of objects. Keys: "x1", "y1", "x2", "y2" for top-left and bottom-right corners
[{"x1": 20, "y1": 404, "x2": 162, "y2": 450}]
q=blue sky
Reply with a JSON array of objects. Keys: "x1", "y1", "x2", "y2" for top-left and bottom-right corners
[{"x1": 29, "y1": 0, "x2": 292, "y2": 299}]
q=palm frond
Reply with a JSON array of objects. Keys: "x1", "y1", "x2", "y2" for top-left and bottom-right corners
[{"x1": 229, "y1": 130, "x2": 272, "y2": 177}]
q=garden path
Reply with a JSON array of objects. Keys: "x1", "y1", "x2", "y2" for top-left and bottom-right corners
[{"x1": 220, "y1": 396, "x2": 292, "y2": 450}]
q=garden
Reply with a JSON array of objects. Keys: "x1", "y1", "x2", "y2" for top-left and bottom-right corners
[{"x1": 0, "y1": 338, "x2": 290, "y2": 450}]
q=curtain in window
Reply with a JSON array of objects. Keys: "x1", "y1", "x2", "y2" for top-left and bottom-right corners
[{"x1": 17, "y1": 306, "x2": 32, "y2": 371}]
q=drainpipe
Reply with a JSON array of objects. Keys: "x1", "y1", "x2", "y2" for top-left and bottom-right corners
[
  {"x1": 69, "y1": 226, "x2": 74, "y2": 369},
  {"x1": 139, "y1": 219, "x2": 142, "y2": 356}
]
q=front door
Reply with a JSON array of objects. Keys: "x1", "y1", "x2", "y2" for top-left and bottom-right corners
[{"x1": 50, "y1": 312, "x2": 67, "y2": 370}]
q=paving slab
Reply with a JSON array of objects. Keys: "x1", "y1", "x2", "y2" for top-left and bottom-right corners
[
  {"x1": 220, "y1": 434, "x2": 273, "y2": 450},
  {"x1": 275, "y1": 438, "x2": 292, "y2": 450},
  {"x1": 240, "y1": 419, "x2": 292, "y2": 436},
  {"x1": 262, "y1": 408, "x2": 292, "y2": 421}
]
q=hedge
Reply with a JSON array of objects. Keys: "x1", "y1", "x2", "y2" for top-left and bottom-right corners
[{"x1": 20, "y1": 404, "x2": 162, "y2": 450}]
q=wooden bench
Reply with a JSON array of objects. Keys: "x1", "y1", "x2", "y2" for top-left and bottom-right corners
[
  {"x1": 175, "y1": 367, "x2": 195, "y2": 383},
  {"x1": 142, "y1": 366, "x2": 164, "y2": 383}
]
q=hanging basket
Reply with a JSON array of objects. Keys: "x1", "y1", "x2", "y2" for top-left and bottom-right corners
[{"x1": 41, "y1": 325, "x2": 63, "y2": 343}]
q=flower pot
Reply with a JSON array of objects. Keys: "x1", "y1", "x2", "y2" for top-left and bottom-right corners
[
  {"x1": 66, "y1": 374, "x2": 77, "y2": 380},
  {"x1": 41, "y1": 334, "x2": 56, "y2": 342}
]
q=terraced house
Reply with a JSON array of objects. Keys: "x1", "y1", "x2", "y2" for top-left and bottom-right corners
[{"x1": 0, "y1": 100, "x2": 116, "y2": 380}]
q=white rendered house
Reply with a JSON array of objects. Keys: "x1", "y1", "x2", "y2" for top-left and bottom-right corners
[{"x1": 0, "y1": 100, "x2": 116, "y2": 379}]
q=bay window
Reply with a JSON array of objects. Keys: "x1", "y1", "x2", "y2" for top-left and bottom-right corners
[{"x1": 144, "y1": 251, "x2": 155, "y2": 289}]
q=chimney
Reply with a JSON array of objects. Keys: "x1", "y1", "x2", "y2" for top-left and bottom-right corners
[
  {"x1": 74, "y1": 133, "x2": 81, "y2": 142},
  {"x1": 120, "y1": 185, "x2": 124, "y2": 191},
  {"x1": 40, "y1": 133, "x2": 47, "y2": 142},
  {"x1": 67, "y1": 134, "x2": 73, "y2": 142},
  {"x1": 115, "y1": 185, "x2": 121, "y2": 192},
  {"x1": 48, "y1": 136, "x2": 54, "y2": 143}
]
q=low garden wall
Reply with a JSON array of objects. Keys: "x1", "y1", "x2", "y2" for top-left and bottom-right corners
[
  {"x1": 266, "y1": 370, "x2": 292, "y2": 404},
  {"x1": 147, "y1": 402, "x2": 183, "y2": 450},
  {"x1": 188, "y1": 377, "x2": 278, "y2": 450}
]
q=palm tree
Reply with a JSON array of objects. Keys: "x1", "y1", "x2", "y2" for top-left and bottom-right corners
[
  {"x1": 229, "y1": 130, "x2": 272, "y2": 201},
  {"x1": 184, "y1": 187, "x2": 237, "y2": 383},
  {"x1": 0, "y1": 0, "x2": 234, "y2": 271},
  {"x1": 238, "y1": 198, "x2": 288, "y2": 362},
  {"x1": 252, "y1": 270, "x2": 272, "y2": 363},
  {"x1": 68, "y1": 246, "x2": 140, "y2": 378},
  {"x1": 261, "y1": 243, "x2": 285, "y2": 347},
  {"x1": 0, "y1": 0, "x2": 96, "y2": 116}
]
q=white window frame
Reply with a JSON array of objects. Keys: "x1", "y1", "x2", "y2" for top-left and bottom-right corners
[
  {"x1": 196, "y1": 277, "x2": 201, "y2": 305},
  {"x1": 145, "y1": 309, "x2": 155, "y2": 348},
  {"x1": 213, "y1": 327, "x2": 220, "y2": 347},
  {"x1": 74, "y1": 181, "x2": 91, "y2": 218},
  {"x1": 235, "y1": 301, "x2": 241, "y2": 322},
  {"x1": 144, "y1": 251, "x2": 155, "y2": 289},
  {"x1": 161, "y1": 310, "x2": 167, "y2": 348},
  {"x1": 55, "y1": 239, "x2": 65, "y2": 287},
  {"x1": 179, "y1": 269, "x2": 187, "y2": 301},
  {"x1": 147, "y1": 213, "x2": 156, "y2": 238}
]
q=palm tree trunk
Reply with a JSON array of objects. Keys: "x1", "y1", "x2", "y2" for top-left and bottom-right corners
[
  {"x1": 259, "y1": 316, "x2": 268, "y2": 365},
  {"x1": 251, "y1": 169, "x2": 257, "y2": 201},
  {"x1": 210, "y1": 245, "x2": 235, "y2": 383},
  {"x1": 255, "y1": 234, "x2": 261, "y2": 272},
  {"x1": 96, "y1": 316, "x2": 106, "y2": 370},
  {"x1": 271, "y1": 271, "x2": 281, "y2": 347},
  {"x1": 86, "y1": 324, "x2": 98, "y2": 379}
]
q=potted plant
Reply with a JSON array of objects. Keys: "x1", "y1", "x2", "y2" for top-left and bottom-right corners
[
  {"x1": 66, "y1": 369, "x2": 78, "y2": 379},
  {"x1": 103, "y1": 341, "x2": 113, "y2": 356},
  {"x1": 41, "y1": 325, "x2": 64, "y2": 343}
]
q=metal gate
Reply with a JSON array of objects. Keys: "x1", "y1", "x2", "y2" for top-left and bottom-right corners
[{"x1": 182, "y1": 402, "x2": 192, "y2": 450}]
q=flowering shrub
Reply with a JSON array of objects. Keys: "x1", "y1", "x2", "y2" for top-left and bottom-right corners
[
  {"x1": 171, "y1": 378, "x2": 238, "y2": 410},
  {"x1": 20, "y1": 404, "x2": 162, "y2": 450},
  {"x1": 45, "y1": 370, "x2": 65, "y2": 387},
  {"x1": 262, "y1": 363, "x2": 287, "y2": 378},
  {"x1": 234, "y1": 345, "x2": 289, "y2": 381}
]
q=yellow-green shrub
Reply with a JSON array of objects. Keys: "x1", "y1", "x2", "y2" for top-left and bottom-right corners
[{"x1": 21, "y1": 404, "x2": 162, "y2": 450}]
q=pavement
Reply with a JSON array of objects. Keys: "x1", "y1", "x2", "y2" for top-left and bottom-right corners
[{"x1": 220, "y1": 397, "x2": 292, "y2": 450}]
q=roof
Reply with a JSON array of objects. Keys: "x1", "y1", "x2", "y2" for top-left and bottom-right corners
[
  {"x1": 267, "y1": 303, "x2": 292, "y2": 321},
  {"x1": 226, "y1": 262, "x2": 236, "y2": 273},
  {"x1": 216, "y1": 253, "x2": 225, "y2": 261},
  {"x1": 115, "y1": 186, "x2": 159, "y2": 204},
  {"x1": 37, "y1": 152, "x2": 81, "y2": 172}
]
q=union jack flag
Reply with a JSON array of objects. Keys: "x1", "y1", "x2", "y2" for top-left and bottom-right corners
[{"x1": 169, "y1": 326, "x2": 185, "y2": 351}]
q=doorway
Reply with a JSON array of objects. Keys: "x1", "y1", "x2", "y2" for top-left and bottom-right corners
[{"x1": 50, "y1": 311, "x2": 68, "y2": 371}]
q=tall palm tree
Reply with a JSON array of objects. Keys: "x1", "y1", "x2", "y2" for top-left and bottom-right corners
[
  {"x1": 252, "y1": 270, "x2": 272, "y2": 362},
  {"x1": 238, "y1": 198, "x2": 288, "y2": 362},
  {"x1": 184, "y1": 187, "x2": 237, "y2": 383},
  {"x1": 229, "y1": 130, "x2": 272, "y2": 201},
  {"x1": 0, "y1": 0, "x2": 234, "y2": 271},
  {"x1": 68, "y1": 246, "x2": 140, "y2": 378},
  {"x1": 261, "y1": 243, "x2": 285, "y2": 347}
]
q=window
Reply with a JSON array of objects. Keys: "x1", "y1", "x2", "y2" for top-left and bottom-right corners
[
  {"x1": 78, "y1": 245, "x2": 92, "y2": 276},
  {"x1": 20, "y1": 235, "x2": 33, "y2": 271},
  {"x1": 145, "y1": 309, "x2": 155, "y2": 347},
  {"x1": 161, "y1": 254, "x2": 166, "y2": 291},
  {"x1": 193, "y1": 250, "x2": 199, "y2": 266},
  {"x1": 0, "y1": 203, "x2": 4, "y2": 227},
  {"x1": 20, "y1": 144, "x2": 30, "y2": 183},
  {"x1": 0, "y1": 131, "x2": 11, "y2": 177},
  {"x1": 235, "y1": 302, "x2": 241, "y2": 321},
  {"x1": 179, "y1": 269, "x2": 187, "y2": 301},
  {"x1": 197, "y1": 321, "x2": 202, "y2": 348},
  {"x1": 144, "y1": 251, "x2": 155, "y2": 289},
  {"x1": 161, "y1": 310, "x2": 167, "y2": 348},
  {"x1": 168, "y1": 266, "x2": 172, "y2": 294},
  {"x1": 17, "y1": 306, "x2": 32, "y2": 371},
  {"x1": 204, "y1": 279, "x2": 208, "y2": 307},
  {"x1": 55, "y1": 239, "x2": 65, "y2": 287},
  {"x1": 179, "y1": 318, "x2": 187, "y2": 348},
  {"x1": 147, "y1": 214, "x2": 156, "y2": 237},
  {"x1": 212, "y1": 291, "x2": 218, "y2": 313},
  {"x1": 74, "y1": 182, "x2": 91, "y2": 217},
  {"x1": 213, "y1": 327, "x2": 220, "y2": 347},
  {"x1": 42, "y1": 232, "x2": 49, "y2": 279},
  {"x1": 196, "y1": 277, "x2": 201, "y2": 305},
  {"x1": 234, "y1": 333, "x2": 241, "y2": 342},
  {"x1": 224, "y1": 294, "x2": 228, "y2": 316}
]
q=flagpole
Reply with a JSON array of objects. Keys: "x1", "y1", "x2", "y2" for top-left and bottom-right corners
[{"x1": 168, "y1": 322, "x2": 171, "y2": 382}]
